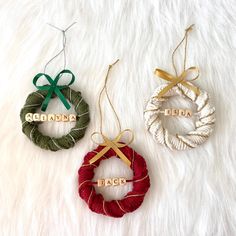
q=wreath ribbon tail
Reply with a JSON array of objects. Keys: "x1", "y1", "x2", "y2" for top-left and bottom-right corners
[
  {"x1": 113, "y1": 148, "x2": 131, "y2": 166},
  {"x1": 54, "y1": 87, "x2": 71, "y2": 110},
  {"x1": 157, "y1": 77, "x2": 183, "y2": 98},
  {"x1": 154, "y1": 69, "x2": 174, "y2": 82},
  {"x1": 89, "y1": 146, "x2": 110, "y2": 164},
  {"x1": 180, "y1": 81, "x2": 200, "y2": 95},
  {"x1": 41, "y1": 89, "x2": 54, "y2": 112}
]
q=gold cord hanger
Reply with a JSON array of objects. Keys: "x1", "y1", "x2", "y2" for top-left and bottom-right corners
[
  {"x1": 172, "y1": 24, "x2": 194, "y2": 76},
  {"x1": 89, "y1": 60, "x2": 133, "y2": 166},
  {"x1": 155, "y1": 24, "x2": 200, "y2": 98},
  {"x1": 98, "y1": 59, "x2": 121, "y2": 135}
]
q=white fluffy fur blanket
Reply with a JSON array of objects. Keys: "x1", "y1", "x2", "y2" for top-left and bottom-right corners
[{"x1": 0, "y1": 0, "x2": 236, "y2": 235}]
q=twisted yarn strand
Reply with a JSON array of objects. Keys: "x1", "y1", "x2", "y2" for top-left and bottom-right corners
[
  {"x1": 20, "y1": 87, "x2": 90, "y2": 151},
  {"x1": 78, "y1": 145, "x2": 150, "y2": 218},
  {"x1": 144, "y1": 83, "x2": 215, "y2": 150}
]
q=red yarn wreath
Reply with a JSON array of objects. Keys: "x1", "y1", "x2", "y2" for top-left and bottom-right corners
[{"x1": 78, "y1": 144, "x2": 150, "y2": 218}]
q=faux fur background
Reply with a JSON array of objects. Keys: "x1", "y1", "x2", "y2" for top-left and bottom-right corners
[{"x1": 0, "y1": 0, "x2": 236, "y2": 235}]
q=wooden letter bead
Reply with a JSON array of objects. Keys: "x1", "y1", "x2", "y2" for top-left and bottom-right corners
[
  {"x1": 163, "y1": 108, "x2": 193, "y2": 117},
  {"x1": 48, "y1": 114, "x2": 55, "y2": 121},
  {"x1": 55, "y1": 114, "x2": 62, "y2": 122},
  {"x1": 69, "y1": 114, "x2": 77, "y2": 122},
  {"x1": 105, "y1": 178, "x2": 113, "y2": 186},
  {"x1": 164, "y1": 109, "x2": 172, "y2": 116},
  {"x1": 62, "y1": 114, "x2": 69, "y2": 122},
  {"x1": 112, "y1": 178, "x2": 119, "y2": 186},
  {"x1": 25, "y1": 113, "x2": 33, "y2": 122},
  {"x1": 33, "y1": 113, "x2": 40, "y2": 121},
  {"x1": 172, "y1": 109, "x2": 179, "y2": 116},
  {"x1": 25, "y1": 113, "x2": 79, "y2": 122},
  {"x1": 119, "y1": 178, "x2": 126, "y2": 185},
  {"x1": 179, "y1": 109, "x2": 186, "y2": 116},
  {"x1": 185, "y1": 109, "x2": 192, "y2": 117},
  {"x1": 97, "y1": 179, "x2": 105, "y2": 187},
  {"x1": 40, "y1": 114, "x2": 47, "y2": 121},
  {"x1": 97, "y1": 177, "x2": 127, "y2": 187}
]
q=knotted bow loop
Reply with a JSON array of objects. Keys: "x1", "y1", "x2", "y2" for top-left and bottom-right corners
[
  {"x1": 33, "y1": 69, "x2": 75, "y2": 111},
  {"x1": 154, "y1": 66, "x2": 200, "y2": 98},
  {"x1": 89, "y1": 129, "x2": 134, "y2": 166}
]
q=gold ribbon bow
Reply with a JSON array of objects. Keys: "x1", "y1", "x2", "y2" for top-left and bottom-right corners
[
  {"x1": 89, "y1": 129, "x2": 134, "y2": 166},
  {"x1": 155, "y1": 66, "x2": 200, "y2": 98}
]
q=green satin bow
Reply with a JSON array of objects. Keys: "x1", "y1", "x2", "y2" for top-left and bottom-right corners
[{"x1": 33, "y1": 69, "x2": 75, "y2": 111}]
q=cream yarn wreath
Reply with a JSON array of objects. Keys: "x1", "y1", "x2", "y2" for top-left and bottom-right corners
[{"x1": 144, "y1": 83, "x2": 215, "y2": 150}]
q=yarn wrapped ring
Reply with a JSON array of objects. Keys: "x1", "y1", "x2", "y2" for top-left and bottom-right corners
[
  {"x1": 20, "y1": 87, "x2": 90, "y2": 151},
  {"x1": 78, "y1": 144, "x2": 150, "y2": 218},
  {"x1": 144, "y1": 83, "x2": 215, "y2": 150}
]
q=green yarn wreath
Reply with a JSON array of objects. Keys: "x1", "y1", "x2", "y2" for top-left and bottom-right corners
[{"x1": 20, "y1": 87, "x2": 90, "y2": 151}]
